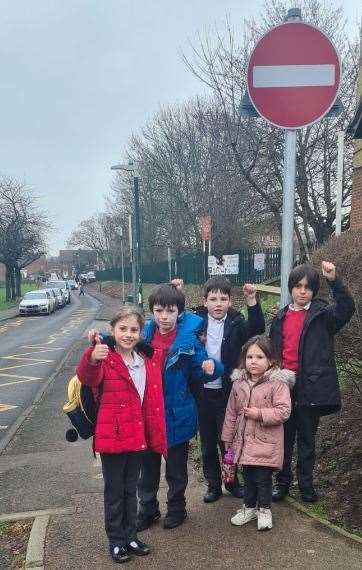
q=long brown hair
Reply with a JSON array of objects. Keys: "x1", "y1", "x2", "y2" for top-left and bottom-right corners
[
  {"x1": 239, "y1": 335, "x2": 279, "y2": 370},
  {"x1": 109, "y1": 306, "x2": 144, "y2": 330}
]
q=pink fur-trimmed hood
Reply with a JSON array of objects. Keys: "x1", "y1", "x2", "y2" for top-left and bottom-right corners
[{"x1": 230, "y1": 367, "x2": 295, "y2": 390}]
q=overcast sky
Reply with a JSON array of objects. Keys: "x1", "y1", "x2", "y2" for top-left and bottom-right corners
[{"x1": 1, "y1": 1, "x2": 360, "y2": 255}]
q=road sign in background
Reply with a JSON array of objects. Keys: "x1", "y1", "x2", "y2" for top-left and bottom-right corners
[
  {"x1": 208, "y1": 254, "x2": 239, "y2": 275},
  {"x1": 199, "y1": 216, "x2": 212, "y2": 241},
  {"x1": 247, "y1": 22, "x2": 341, "y2": 129}
]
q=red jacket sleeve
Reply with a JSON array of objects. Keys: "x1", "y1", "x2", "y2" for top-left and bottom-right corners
[{"x1": 76, "y1": 347, "x2": 104, "y2": 387}]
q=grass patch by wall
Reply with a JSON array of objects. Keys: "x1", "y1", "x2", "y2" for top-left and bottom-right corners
[{"x1": 0, "y1": 282, "x2": 37, "y2": 311}]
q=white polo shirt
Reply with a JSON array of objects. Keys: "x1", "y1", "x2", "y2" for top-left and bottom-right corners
[
  {"x1": 124, "y1": 351, "x2": 146, "y2": 403},
  {"x1": 204, "y1": 314, "x2": 226, "y2": 389}
]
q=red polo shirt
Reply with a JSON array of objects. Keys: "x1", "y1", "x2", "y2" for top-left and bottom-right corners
[{"x1": 281, "y1": 308, "x2": 308, "y2": 372}]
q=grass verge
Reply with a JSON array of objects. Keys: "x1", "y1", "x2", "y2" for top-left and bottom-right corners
[
  {"x1": 0, "y1": 520, "x2": 33, "y2": 569},
  {"x1": 0, "y1": 283, "x2": 36, "y2": 311}
]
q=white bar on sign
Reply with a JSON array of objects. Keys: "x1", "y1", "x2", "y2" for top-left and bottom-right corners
[{"x1": 253, "y1": 64, "x2": 335, "y2": 88}]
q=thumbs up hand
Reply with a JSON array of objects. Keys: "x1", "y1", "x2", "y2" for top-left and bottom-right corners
[
  {"x1": 202, "y1": 359, "x2": 215, "y2": 376},
  {"x1": 90, "y1": 335, "x2": 109, "y2": 363}
]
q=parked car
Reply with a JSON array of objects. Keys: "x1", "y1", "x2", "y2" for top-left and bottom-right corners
[
  {"x1": 19, "y1": 290, "x2": 55, "y2": 316},
  {"x1": 52, "y1": 287, "x2": 67, "y2": 308},
  {"x1": 46, "y1": 280, "x2": 71, "y2": 304},
  {"x1": 67, "y1": 279, "x2": 78, "y2": 290},
  {"x1": 86, "y1": 271, "x2": 96, "y2": 282},
  {"x1": 44, "y1": 288, "x2": 59, "y2": 311}
]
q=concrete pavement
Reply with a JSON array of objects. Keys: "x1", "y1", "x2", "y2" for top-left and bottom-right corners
[{"x1": 0, "y1": 293, "x2": 361, "y2": 569}]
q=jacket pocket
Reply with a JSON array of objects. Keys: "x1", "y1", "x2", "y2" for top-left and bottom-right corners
[{"x1": 255, "y1": 425, "x2": 278, "y2": 444}]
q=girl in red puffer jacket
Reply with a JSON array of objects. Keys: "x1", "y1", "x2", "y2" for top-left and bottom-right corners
[{"x1": 76, "y1": 306, "x2": 167, "y2": 564}]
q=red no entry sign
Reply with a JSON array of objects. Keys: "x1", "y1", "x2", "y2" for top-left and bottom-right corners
[{"x1": 247, "y1": 22, "x2": 341, "y2": 129}]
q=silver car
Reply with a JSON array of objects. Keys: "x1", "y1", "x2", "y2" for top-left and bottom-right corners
[
  {"x1": 19, "y1": 290, "x2": 55, "y2": 315},
  {"x1": 46, "y1": 280, "x2": 71, "y2": 304}
]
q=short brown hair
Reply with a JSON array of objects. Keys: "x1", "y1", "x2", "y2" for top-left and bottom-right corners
[
  {"x1": 110, "y1": 306, "x2": 144, "y2": 329},
  {"x1": 148, "y1": 283, "x2": 185, "y2": 313},
  {"x1": 288, "y1": 264, "x2": 320, "y2": 297},
  {"x1": 203, "y1": 276, "x2": 232, "y2": 298},
  {"x1": 239, "y1": 335, "x2": 279, "y2": 369}
]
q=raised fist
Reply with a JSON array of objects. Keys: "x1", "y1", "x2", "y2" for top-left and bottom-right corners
[
  {"x1": 171, "y1": 278, "x2": 184, "y2": 290},
  {"x1": 243, "y1": 283, "x2": 257, "y2": 306},
  {"x1": 321, "y1": 261, "x2": 336, "y2": 281}
]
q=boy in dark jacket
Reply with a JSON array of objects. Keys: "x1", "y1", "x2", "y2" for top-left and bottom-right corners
[
  {"x1": 192, "y1": 276, "x2": 265, "y2": 503},
  {"x1": 270, "y1": 261, "x2": 355, "y2": 503},
  {"x1": 136, "y1": 283, "x2": 224, "y2": 531}
]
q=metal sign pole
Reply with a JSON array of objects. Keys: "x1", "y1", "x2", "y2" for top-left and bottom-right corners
[
  {"x1": 335, "y1": 130, "x2": 344, "y2": 236},
  {"x1": 280, "y1": 129, "x2": 297, "y2": 307}
]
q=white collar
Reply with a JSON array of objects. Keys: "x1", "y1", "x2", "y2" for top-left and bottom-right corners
[
  {"x1": 288, "y1": 302, "x2": 311, "y2": 312},
  {"x1": 125, "y1": 351, "x2": 144, "y2": 369},
  {"x1": 208, "y1": 313, "x2": 227, "y2": 324}
]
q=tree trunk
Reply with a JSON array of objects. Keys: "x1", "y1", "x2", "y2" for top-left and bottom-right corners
[
  {"x1": 5, "y1": 265, "x2": 11, "y2": 302},
  {"x1": 15, "y1": 266, "x2": 21, "y2": 297}
]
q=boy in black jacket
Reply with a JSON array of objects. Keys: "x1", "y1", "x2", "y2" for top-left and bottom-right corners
[
  {"x1": 270, "y1": 261, "x2": 355, "y2": 503},
  {"x1": 190, "y1": 276, "x2": 265, "y2": 502}
]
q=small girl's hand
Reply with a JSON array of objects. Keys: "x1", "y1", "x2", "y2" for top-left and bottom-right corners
[
  {"x1": 202, "y1": 359, "x2": 215, "y2": 375},
  {"x1": 90, "y1": 337, "x2": 108, "y2": 363},
  {"x1": 244, "y1": 407, "x2": 261, "y2": 420},
  {"x1": 88, "y1": 328, "x2": 100, "y2": 344}
]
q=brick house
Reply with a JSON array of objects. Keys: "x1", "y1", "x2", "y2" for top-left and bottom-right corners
[{"x1": 349, "y1": 29, "x2": 362, "y2": 229}]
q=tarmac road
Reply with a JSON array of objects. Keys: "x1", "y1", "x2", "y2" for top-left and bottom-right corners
[{"x1": 0, "y1": 292, "x2": 100, "y2": 446}]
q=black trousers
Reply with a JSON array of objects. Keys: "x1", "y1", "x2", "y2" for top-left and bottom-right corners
[
  {"x1": 100, "y1": 452, "x2": 142, "y2": 547},
  {"x1": 276, "y1": 405, "x2": 320, "y2": 490},
  {"x1": 197, "y1": 388, "x2": 241, "y2": 490},
  {"x1": 243, "y1": 466, "x2": 273, "y2": 509},
  {"x1": 138, "y1": 442, "x2": 189, "y2": 515}
]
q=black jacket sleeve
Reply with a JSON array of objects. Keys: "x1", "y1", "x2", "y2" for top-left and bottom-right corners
[
  {"x1": 241, "y1": 303, "x2": 265, "y2": 340},
  {"x1": 325, "y1": 278, "x2": 355, "y2": 334}
]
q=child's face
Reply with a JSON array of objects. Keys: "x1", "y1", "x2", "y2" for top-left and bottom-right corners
[
  {"x1": 291, "y1": 276, "x2": 313, "y2": 308},
  {"x1": 204, "y1": 289, "x2": 231, "y2": 320},
  {"x1": 110, "y1": 316, "x2": 141, "y2": 352},
  {"x1": 152, "y1": 304, "x2": 179, "y2": 334},
  {"x1": 245, "y1": 344, "x2": 270, "y2": 379}
]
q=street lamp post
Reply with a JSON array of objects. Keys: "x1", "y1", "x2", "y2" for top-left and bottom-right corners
[
  {"x1": 119, "y1": 227, "x2": 125, "y2": 304},
  {"x1": 111, "y1": 162, "x2": 143, "y2": 309}
]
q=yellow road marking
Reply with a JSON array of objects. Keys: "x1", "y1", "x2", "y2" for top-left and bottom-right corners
[
  {"x1": 0, "y1": 372, "x2": 42, "y2": 380},
  {"x1": 0, "y1": 378, "x2": 41, "y2": 387},
  {"x1": 0, "y1": 362, "x2": 53, "y2": 372},
  {"x1": 0, "y1": 356, "x2": 54, "y2": 363},
  {"x1": 0, "y1": 403, "x2": 17, "y2": 412},
  {"x1": 1, "y1": 348, "x2": 65, "y2": 357}
]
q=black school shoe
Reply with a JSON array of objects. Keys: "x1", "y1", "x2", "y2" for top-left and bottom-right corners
[
  {"x1": 204, "y1": 487, "x2": 222, "y2": 503},
  {"x1": 136, "y1": 510, "x2": 161, "y2": 532},
  {"x1": 272, "y1": 484, "x2": 289, "y2": 502},
  {"x1": 225, "y1": 483, "x2": 244, "y2": 499},
  {"x1": 300, "y1": 487, "x2": 318, "y2": 503},
  {"x1": 163, "y1": 511, "x2": 187, "y2": 529},
  {"x1": 110, "y1": 545, "x2": 131, "y2": 563},
  {"x1": 126, "y1": 539, "x2": 150, "y2": 556}
]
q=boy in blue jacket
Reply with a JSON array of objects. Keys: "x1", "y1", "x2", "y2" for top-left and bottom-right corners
[{"x1": 137, "y1": 283, "x2": 223, "y2": 531}]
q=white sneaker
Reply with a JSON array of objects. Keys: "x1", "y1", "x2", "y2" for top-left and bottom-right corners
[
  {"x1": 257, "y1": 508, "x2": 273, "y2": 530},
  {"x1": 231, "y1": 506, "x2": 257, "y2": 526}
]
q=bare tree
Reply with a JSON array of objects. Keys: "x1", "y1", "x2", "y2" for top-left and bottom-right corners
[
  {"x1": 0, "y1": 175, "x2": 48, "y2": 300},
  {"x1": 182, "y1": 0, "x2": 359, "y2": 258}
]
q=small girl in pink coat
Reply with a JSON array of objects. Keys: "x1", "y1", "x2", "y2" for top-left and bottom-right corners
[{"x1": 222, "y1": 335, "x2": 294, "y2": 531}]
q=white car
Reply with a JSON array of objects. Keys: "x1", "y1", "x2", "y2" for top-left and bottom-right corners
[
  {"x1": 46, "y1": 280, "x2": 71, "y2": 304},
  {"x1": 19, "y1": 290, "x2": 55, "y2": 315}
]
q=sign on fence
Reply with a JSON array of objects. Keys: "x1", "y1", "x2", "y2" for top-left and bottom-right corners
[
  {"x1": 199, "y1": 216, "x2": 212, "y2": 241},
  {"x1": 254, "y1": 253, "x2": 266, "y2": 271},
  {"x1": 208, "y1": 254, "x2": 239, "y2": 276}
]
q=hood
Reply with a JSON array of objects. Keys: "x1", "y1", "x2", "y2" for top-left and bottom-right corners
[
  {"x1": 230, "y1": 367, "x2": 295, "y2": 389},
  {"x1": 20, "y1": 298, "x2": 48, "y2": 306}
]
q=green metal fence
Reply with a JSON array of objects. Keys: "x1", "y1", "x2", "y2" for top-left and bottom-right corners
[{"x1": 96, "y1": 247, "x2": 280, "y2": 285}]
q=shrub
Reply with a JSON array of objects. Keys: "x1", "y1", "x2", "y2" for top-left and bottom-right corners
[{"x1": 311, "y1": 229, "x2": 362, "y2": 399}]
